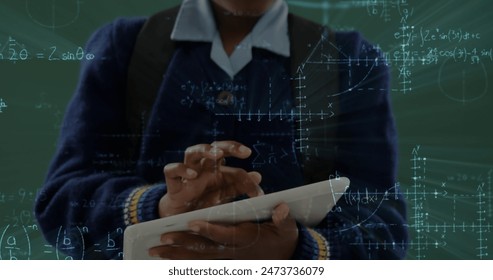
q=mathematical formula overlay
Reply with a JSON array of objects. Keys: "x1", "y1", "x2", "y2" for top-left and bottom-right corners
[{"x1": 0, "y1": 0, "x2": 491, "y2": 259}]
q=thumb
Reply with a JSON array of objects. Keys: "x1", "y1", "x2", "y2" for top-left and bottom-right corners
[{"x1": 272, "y1": 203, "x2": 290, "y2": 227}]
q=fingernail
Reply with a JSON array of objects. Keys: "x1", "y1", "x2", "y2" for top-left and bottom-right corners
[
  {"x1": 280, "y1": 210, "x2": 288, "y2": 220},
  {"x1": 257, "y1": 187, "x2": 264, "y2": 196},
  {"x1": 277, "y1": 205, "x2": 289, "y2": 220},
  {"x1": 238, "y1": 145, "x2": 251, "y2": 154},
  {"x1": 189, "y1": 224, "x2": 201, "y2": 233},
  {"x1": 186, "y1": 168, "x2": 197, "y2": 177}
]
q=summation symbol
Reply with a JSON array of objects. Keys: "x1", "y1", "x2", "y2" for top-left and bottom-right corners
[{"x1": 251, "y1": 142, "x2": 295, "y2": 168}]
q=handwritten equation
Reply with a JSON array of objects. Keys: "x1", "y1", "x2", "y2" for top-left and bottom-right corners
[
  {"x1": 0, "y1": 185, "x2": 123, "y2": 260},
  {"x1": 287, "y1": 0, "x2": 411, "y2": 24},
  {"x1": 0, "y1": 36, "x2": 95, "y2": 62},
  {"x1": 388, "y1": 47, "x2": 493, "y2": 66},
  {"x1": 0, "y1": 188, "x2": 38, "y2": 205},
  {"x1": 0, "y1": 224, "x2": 123, "y2": 260},
  {"x1": 392, "y1": 25, "x2": 490, "y2": 65},
  {"x1": 387, "y1": 2, "x2": 492, "y2": 95},
  {"x1": 2, "y1": 154, "x2": 492, "y2": 260},
  {"x1": 366, "y1": 0, "x2": 413, "y2": 22},
  {"x1": 287, "y1": 0, "x2": 492, "y2": 97}
]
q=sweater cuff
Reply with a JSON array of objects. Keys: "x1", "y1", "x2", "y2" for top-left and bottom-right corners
[
  {"x1": 292, "y1": 223, "x2": 330, "y2": 260},
  {"x1": 122, "y1": 184, "x2": 166, "y2": 226}
]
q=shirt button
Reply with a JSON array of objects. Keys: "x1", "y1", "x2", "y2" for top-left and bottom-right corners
[{"x1": 216, "y1": 91, "x2": 235, "y2": 106}]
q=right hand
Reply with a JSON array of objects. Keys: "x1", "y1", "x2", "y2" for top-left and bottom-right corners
[
  {"x1": 159, "y1": 141, "x2": 263, "y2": 218},
  {"x1": 150, "y1": 203, "x2": 298, "y2": 260}
]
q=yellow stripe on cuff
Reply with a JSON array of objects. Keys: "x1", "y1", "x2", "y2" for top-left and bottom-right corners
[
  {"x1": 128, "y1": 186, "x2": 150, "y2": 225},
  {"x1": 308, "y1": 228, "x2": 330, "y2": 260}
]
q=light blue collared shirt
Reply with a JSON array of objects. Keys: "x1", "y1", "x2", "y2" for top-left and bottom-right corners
[{"x1": 171, "y1": 0, "x2": 290, "y2": 79}]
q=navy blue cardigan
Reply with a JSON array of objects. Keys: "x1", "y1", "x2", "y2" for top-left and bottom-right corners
[{"x1": 35, "y1": 17, "x2": 408, "y2": 259}]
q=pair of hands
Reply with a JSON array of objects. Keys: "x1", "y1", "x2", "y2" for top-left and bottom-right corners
[{"x1": 150, "y1": 141, "x2": 298, "y2": 259}]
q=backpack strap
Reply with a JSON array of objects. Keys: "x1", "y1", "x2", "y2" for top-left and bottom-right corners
[
  {"x1": 126, "y1": 8, "x2": 340, "y2": 183},
  {"x1": 126, "y1": 6, "x2": 180, "y2": 159}
]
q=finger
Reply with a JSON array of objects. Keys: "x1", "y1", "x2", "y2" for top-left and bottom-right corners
[
  {"x1": 184, "y1": 144, "x2": 224, "y2": 168},
  {"x1": 200, "y1": 157, "x2": 225, "y2": 171},
  {"x1": 272, "y1": 203, "x2": 290, "y2": 227},
  {"x1": 163, "y1": 163, "x2": 198, "y2": 180},
  {"x1": 188, "y1": 221, "x2": 261, "y2": 247},
  {"x1": 211, "y1": 141, "x2": 252, "y2": 159},
  {"x1": 192, "y1": 188, "x2": 237, "y2": 207},
  {"x1": 188, "y1": 220, "x2": 299, "y2": 260},
  {"x1": 160, "y1": 231, "x2": 221, "y2": 248},
  {"x1": 201, "y1": 141, "x2": 251, "y2": 171},
  {"x1": 185, "y1": 207, "x2": 292, "y2": 243},
  {"x1": 149, "y1": 232, "x2": 227, "y2": 260},
  {"x1": 163, "y1": 163, "x2": 198, "y2": 194},
  {"x1": 248, "y1": 171, "x2": 262, "y2": 185},
  {"x1": 220, "y1": 166, "x2": 264, "y2": 197}
]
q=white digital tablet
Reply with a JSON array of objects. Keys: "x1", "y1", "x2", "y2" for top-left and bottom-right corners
[{"x1": 123, "y1": 177, "x2": 350, "y2": 260}]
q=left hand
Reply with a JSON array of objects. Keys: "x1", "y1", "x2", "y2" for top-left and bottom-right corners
[
  {"x1": 149, "y1": 203, "x2": 299, "y2": 259},
  {"x1": 159, "y1": 141, "x2": 263, "y2": 217}
]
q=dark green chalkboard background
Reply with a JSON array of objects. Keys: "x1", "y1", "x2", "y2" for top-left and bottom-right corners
[{"x1": 0, "y1": 0, "x2": 492, "y2": 260}]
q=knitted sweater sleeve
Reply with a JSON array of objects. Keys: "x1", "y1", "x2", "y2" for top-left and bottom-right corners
[
  {"x1": 292, "y1": 32, "x2": 408, "y2": 260},
  {"x1": 34, "y1": 18, "x2": 164, "y2": 260}
]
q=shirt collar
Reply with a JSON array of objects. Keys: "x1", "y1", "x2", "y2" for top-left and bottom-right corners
[{"x1": 171, "y1": 0, "x2": 290, "y2": 58}]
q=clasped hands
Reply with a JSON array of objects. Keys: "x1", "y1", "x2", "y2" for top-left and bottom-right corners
[{"x1": 150, "y1": 141, "x2": 298, "y2": 259}]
